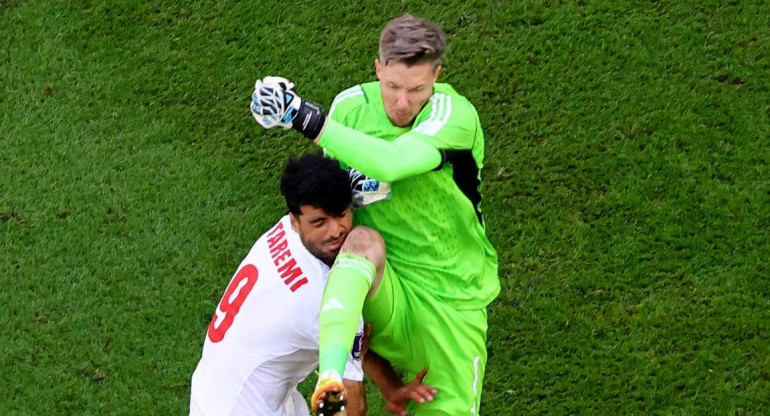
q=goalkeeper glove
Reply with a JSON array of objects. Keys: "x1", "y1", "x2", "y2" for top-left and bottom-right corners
[
  {"x1": 250, "y1": 76, "x2": 326, "y2": 140},
  {"x1": 347, "y1": 168, "x2": 391, "y2": 209}
]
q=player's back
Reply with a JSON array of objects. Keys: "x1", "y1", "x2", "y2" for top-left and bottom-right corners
[
  {"x1": 328, "y1": 82, "x2": 500, "y2": 309},
  {"x1": 190, "y1": 216, "x2": 328, "y2": 416}
]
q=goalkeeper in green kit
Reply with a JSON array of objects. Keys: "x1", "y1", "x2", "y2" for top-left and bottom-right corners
[{"x1": 251, "y1": 14, "x2": 499, "y2": 415}]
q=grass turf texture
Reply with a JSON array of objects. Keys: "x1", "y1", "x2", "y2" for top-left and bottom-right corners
[{"x1": 2, "y1": 0, "x2": 769, "y2": 414}]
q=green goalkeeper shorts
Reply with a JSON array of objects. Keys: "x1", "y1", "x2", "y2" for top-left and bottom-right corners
[{"x1": 363, "y1": 261, "x2": 489, "y2": 415}]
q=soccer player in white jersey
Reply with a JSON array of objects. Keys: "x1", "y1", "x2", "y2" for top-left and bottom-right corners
[{"x1": 190, "y1": 152, "x2": 436, "y2": 416}]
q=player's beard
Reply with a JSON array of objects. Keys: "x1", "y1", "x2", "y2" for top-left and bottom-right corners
[{"x1": 302, "y1": 234, "x2": 346, "y2": 267}]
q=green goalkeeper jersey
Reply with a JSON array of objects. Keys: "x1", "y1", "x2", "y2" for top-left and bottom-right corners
[{"x1": 319, "y1": 81, "x2": 499, "y2": 309}]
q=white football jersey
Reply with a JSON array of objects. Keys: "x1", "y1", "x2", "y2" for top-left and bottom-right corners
[{"x1": 190, "y1": 216, "x2": 364, "y2": 416}]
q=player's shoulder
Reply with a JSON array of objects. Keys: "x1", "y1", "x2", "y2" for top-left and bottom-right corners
[
  {"x1": 250, "y1": 216, "x2": 327, "y2": 287},
  {"x1": 328, "y1": 82, "x2": 377, "y2": 120},
  {"x1": 432, "y1": 83, "x2": 477, "y2": 115},
  {"x1": 413, "y1": 83, "x2": 478, "y2": 137}
]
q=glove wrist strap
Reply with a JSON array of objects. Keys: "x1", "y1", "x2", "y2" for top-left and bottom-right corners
[{"x1": 293, "y1": 99, "x2": 326, "y2": 140}]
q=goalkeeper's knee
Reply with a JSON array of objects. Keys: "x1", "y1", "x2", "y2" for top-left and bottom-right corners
[{"x1": 339, "y1": 226, "x2": 386, "y2": 295}]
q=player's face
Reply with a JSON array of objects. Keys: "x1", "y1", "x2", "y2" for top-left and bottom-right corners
[
  {"x1": 290, "y1": 205, "x2": 353, "y2": 266},
  {"x1": 376, "y1": 59, "x2": 441, "y2": 127}
]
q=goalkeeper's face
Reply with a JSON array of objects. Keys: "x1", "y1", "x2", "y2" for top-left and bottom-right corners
[
  {"x1": 290, "y1": 204, "x2": 353, "y2": 267},
  {"x1": 376, "y1": 59, "x2": 441, "y2": 127}
]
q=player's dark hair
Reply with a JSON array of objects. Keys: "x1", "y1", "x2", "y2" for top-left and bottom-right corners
[{"x1": 280, "y1": 152, "x2": 351, "y2": 217}]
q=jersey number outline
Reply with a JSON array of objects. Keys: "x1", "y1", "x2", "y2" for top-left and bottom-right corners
[{"x1": 207, "y1": 264, "x2": 259, "y2": 343}]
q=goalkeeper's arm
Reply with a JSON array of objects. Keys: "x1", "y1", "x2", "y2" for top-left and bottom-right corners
[
  {"x1": 315, "y1": 120, "x2": 442, "y2": 182},
  {"x1": 250, "y1": 77, "x2": 442, "y2": 182}
]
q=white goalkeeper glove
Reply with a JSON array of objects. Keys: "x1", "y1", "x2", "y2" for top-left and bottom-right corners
[
  {"x1": 348, "y1": 168, "x2": 391, "y2": 209},
  {"x1": 250, "y1": 76, "x2": 326, "y2": 140}
]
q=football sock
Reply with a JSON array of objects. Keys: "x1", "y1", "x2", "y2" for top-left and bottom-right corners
[{"x1": 319, "y1": 253, "x2": 375, "y2": 377}]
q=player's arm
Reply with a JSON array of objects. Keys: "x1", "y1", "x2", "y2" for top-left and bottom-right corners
[
  {"x1": 364, "y1": 351, "x2": 437, "y2": 416},
  {"x1": 342, "y1": 379, "x2": 366, "y2": 416},
  {"x1": 317, "y1": 120, "x2": 443, "y2": 182},
  {"x1": 318, "y1": 92, "x2": 479, "y2": 182},
  {"x1": 251, "y1": 77, "x2": 464, "y2": 182}
]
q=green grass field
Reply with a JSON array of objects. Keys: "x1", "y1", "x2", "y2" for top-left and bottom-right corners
[{"x1": 2, "y1": 0, "x2": 769, "y2": 414}]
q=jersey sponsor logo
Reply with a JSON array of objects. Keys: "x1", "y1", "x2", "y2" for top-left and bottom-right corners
[
  {"x1": 351, "y1": 331, "x2": 364, "y2": 360},
  {"x1": 266, "y1": 221, "x2": 309, "y2": 292},
  {"x1": 208, "y1": 264, "x2": 259, "y2": 343}
]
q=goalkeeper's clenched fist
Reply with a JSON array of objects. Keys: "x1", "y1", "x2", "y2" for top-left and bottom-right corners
[{"x1": 250, "y1": 76, "x2": 327, "y2": 140}]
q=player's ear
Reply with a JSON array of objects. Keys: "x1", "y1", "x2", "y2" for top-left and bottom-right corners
[
  {"x1": 289, "y1": 213, "x2": 300, "y2": 233},
  {"x1": 375, "y1": 59, "x2": 382, "y2": 79},
  {"x1": 432, "y1": 64, "x2": 442, "y2": 81}
]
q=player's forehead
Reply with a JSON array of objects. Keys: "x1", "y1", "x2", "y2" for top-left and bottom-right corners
[
  {"x1": 297, "y1": 205, "x2": 331, "y2": 221},
  {"x1": 381, "y1": 61, "x2": 435, "y2": 88},
  {"x1": 297, "y1": 204, "x2": 349, "y2": 223}
]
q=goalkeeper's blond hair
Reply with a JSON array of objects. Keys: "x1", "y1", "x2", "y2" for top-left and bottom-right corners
[{"x1": 379, "y1": 14, "x2": 447, "y2": 70}]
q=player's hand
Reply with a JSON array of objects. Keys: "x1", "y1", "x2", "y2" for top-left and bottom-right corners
[
  {"x1": 311, "y1": 370, "x2": 348, "y2": 416},
  {"x1": 347, "y1": 168, "x2": 391, "y2": 209},
  {"x1": 250, "y1": 76, "x2": 298, "y2": 129},
  {"x1": 384, "y1": 369, "x2": 437, "y2": 416},
  {"x1": 250, "y1": 76, "x2": 326, "y2": 140}
]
